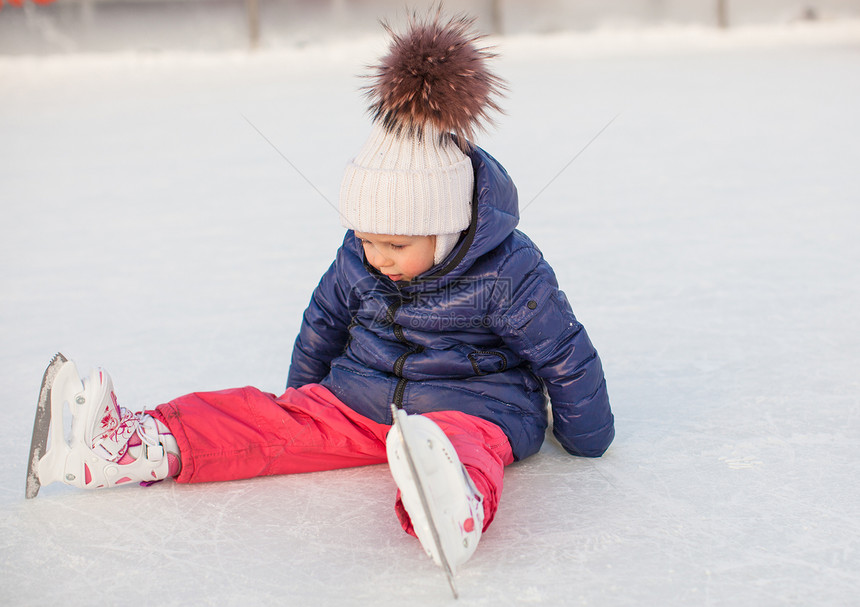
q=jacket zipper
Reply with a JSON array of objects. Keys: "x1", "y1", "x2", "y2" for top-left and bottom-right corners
[
  {"x1": 388, "y1": 298, "x2": 424, "y2": 409},
  {"x1": 393, "y1": 378, "x2": 408, "y2": 409},
  {"x1": 392, "y1": 343, "x2": 424, "y2": 408},
  {"x1": 386, "y1": 300, "x2": 402, "y2": 325}
]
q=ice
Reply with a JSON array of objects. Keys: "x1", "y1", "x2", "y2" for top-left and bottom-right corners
[{"x1": 2, "y1": 22, "x2": 860, "y2": 605}]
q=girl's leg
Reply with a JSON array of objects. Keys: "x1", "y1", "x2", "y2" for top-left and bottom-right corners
[
  {"x1": 150, "y1": 383, "x2": 391, "y2": 484},
  {"x1": 154, "y1": 384, "x2": 513, "y2": 532},
  {"x1": 392, "y1": 410, "x2": 514, "y2": 535}
]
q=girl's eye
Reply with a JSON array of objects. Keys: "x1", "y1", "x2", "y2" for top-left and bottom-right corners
[{"x1": 390, "y1": 244, "x2": 404, "y2": 250}]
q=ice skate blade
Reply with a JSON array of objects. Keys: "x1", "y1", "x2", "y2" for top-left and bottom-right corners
[
  {"x1": 25, "y1": 355, "x2": 84, "y2": 498},
  {"x1": 388, "y1": 405, "x2": 460, "y2": 599},
  {"x1": 26, "y1": 353, "x2": 69, "y2": 499}
]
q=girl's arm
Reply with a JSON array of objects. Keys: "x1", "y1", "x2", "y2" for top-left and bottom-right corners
[
  {"x1": 287, "y1": 250, "x2": 354, "y2": 388},
  {"x1": 491, "y1": 248, "x2": 614, "y2": 457}
]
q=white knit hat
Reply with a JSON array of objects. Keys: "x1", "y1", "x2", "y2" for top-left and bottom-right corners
[{"x1": 339, "y1": 123, "x2": 473, "y2": 239}]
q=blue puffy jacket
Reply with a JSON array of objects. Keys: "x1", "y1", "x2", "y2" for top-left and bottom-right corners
[{"x1": 287, "y1": 145, "x2": 614, "y2": 460}]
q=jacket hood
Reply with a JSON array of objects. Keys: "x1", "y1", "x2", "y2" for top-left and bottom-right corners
[{"x1": 423, "y1": 144, "x2": 519, "y2": 280}]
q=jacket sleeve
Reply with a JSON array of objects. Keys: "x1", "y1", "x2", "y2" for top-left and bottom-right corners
[
  {"x1": 490, "y1": 248, "x2": 615, "y2": 457},
  {"x1": 287, "y1": 250, "x2": 355, "y2": 389}
]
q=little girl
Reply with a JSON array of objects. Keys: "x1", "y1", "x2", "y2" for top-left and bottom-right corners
[{"x1": 26, "y1": 10, "x2": 614, "y2": 575}]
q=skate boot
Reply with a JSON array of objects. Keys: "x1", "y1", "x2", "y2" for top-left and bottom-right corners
[
  {"x1": 26, "y1": 353, "x2": 180, "y2": 498},
  {"x1": 386, "y1": 406, "x2": 484, "y2": 581}
]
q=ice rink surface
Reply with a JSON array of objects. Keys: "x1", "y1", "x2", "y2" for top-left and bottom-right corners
[{"x1": 2, "y1": 21, "x2": 859, "y2": 606}]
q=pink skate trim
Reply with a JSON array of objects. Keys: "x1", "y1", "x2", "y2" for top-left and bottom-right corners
[
  {"x1": 166, "y1": 453, "x2": 180, "y2": 477},
  {"x1": 84, "y1": 463, "x2": 92, "y2": 485},
  {"x1": 115, "y1": 431, "x2": 141, "y2": 465},
  {"x1": 115, "y1": 477, "x2": 133, "y2": 484},
  {"x1": 463, "y1": 517, "x2": 475, "y2": 533}
]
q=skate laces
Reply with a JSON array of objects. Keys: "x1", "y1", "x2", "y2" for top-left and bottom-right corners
[
  {"x1": 92, "y1": 399, "x2": 165, "y2": 464},
  {"x1": 91, "y1": 402, "x2": 138, "y2": 462}
]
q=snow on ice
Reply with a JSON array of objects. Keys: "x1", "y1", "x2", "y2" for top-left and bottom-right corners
[{"x1": 1, "y1": 21, "x2": 859, "y2": 606}]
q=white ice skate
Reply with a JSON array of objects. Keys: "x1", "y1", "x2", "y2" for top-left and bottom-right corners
[
  {"x1": 386, "y1": 405, "x2": 484, "y2": 598},
  {"x1": 25, "y1": 353, "x2": 172, "y2": 498}
]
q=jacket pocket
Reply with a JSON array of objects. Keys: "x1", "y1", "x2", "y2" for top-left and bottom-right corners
[
  {"x1": 467, "y1": 350, "x2": 509, "y2": 376},
  {"x1": 504, "y1": 279, "x2": 555, "y2": 331},
  {"x1": 503, "y1": 279, "x2": 576, "y2": 358}
]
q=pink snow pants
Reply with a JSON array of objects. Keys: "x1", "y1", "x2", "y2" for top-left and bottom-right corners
[{"x1": 150, "y1": 384, "x2": 514, "y2": 534}]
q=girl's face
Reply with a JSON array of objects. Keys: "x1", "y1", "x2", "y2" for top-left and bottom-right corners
[{"x1": 355, "y1": 232, "x2": 437, "y2": 282}]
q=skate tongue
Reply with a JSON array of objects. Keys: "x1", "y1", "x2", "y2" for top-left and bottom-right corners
[
  {"x1": 88, "y1": 371, "x2": 136, "y2": 461},
  {"x1": 94, "y1": 409, "x2": 138, "y2": 461}
]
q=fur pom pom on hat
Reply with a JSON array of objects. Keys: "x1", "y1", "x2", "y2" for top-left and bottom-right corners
[
  {"x1": 364, "y1": 8, "x2": 505, "y2": 147},
  {"x1": 340, "y1": 9, "x2": 505, "y2": 263}
]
